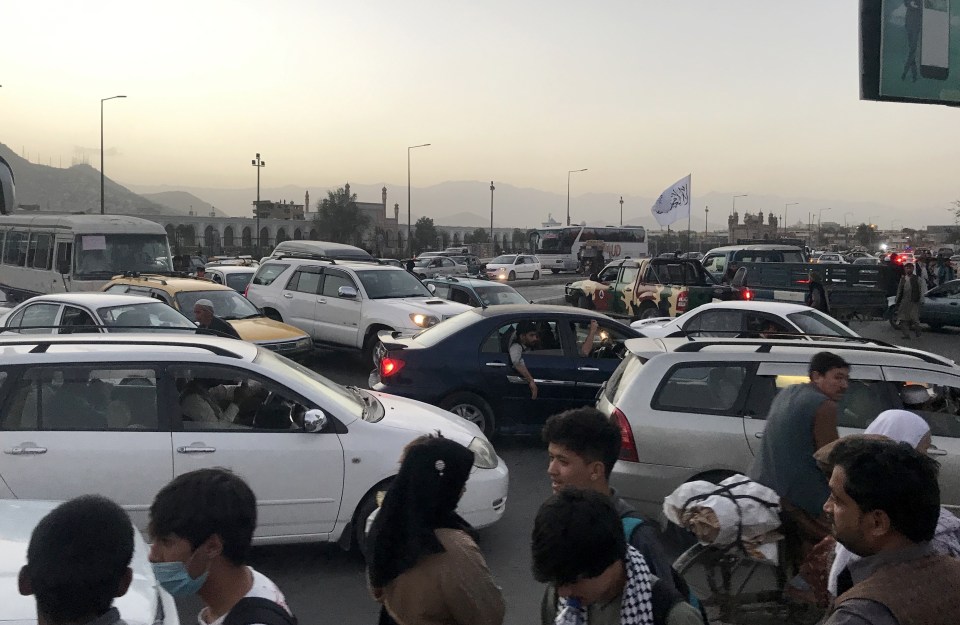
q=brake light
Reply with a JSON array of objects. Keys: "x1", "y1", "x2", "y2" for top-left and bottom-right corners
[
  {"x1": 243, "y1": 283, "x2": 250, "y2": 297},
  {"x1": 613, "y1": 408, "x2": 639, "y2": 462},
  {"x1": 742, "y1": 288, "x2": 753, "y2": 300},
  {"x1": 676, "y1": 290, "x2": 689, "y2": 313},
  {"x1": 380, "y1": 357, "x2": 405, "y2": 378}
]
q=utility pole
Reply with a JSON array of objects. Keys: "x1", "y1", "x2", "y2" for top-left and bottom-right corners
[
  {"x1": 619, "y1": 196, "x2": 624, "y2": 227},
  {"x1": 490, "y1": 181, "x2": 495, "y2": 250},
  {"x1": 251, "y1": 153, "x2": 266, "y2": 255}
]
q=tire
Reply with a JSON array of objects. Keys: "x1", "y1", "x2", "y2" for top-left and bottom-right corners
[
  {"x1": 440, "y1": 391, "x2": 495, "y2": 436},
  {"x1": 532, "y1": 270, "x2": 540, "y2": 281},
  {"x1": 508, "y1": 271, "x2": 516, "y2": 281},
  {"x1": 550, "y1": 268, "x2": 560, "y2": 274},
  {"x1": 639, "y1": 305, "x2": 660, "y2": 320},
  {"x1": 354, "y1": 484, "x2": 389, "y2": 560},
  {"x1": 577, "y1": 294, "x2": 593, "y2": 310},
  {"x1": 363, "y1": 330, "x2": 387, "y2": 370}
]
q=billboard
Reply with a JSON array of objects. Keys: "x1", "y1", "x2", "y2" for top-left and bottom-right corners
[{"x1": 861, "y1": 0, "x2": 960, "y2": 107}]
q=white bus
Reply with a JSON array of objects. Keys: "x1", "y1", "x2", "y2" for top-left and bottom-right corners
[
  {"x1": 0, "y1": 213, "x2": 173, "y2": 302},
  {"x1": 532, "y1": 225, "x2": 647, "y2": 273}
]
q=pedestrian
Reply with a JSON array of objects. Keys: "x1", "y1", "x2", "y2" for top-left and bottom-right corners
[
  {"x1": 895, "y1": 262, "x2": 924, "y2": 339},
  {"x1": 821, "y1": 437, "x2": 960, "y2": 625},
  {"x1": 542, "y1": 407, "x2": 677, "y2": 595},
  {"x1": 196, "y1": 265, "x2": 207, "y2": 280},
  {"x1": 368, "y1": 435, "x2": 504, "y2": 625},
  {"x1": 805, "y1": 270, "x2": 831, "y2": 315},
  {"x1": 148, "y1": 468, "x2": 295, "y2": 625},
  {"x1": 19, "y1": 495, "x2": 135, "y2": 625},
  {"x1": 405, "y1": 258, "x2": 416, "y2": 273},
  {"x1": 748, "y1": 352, "x2": 846, "y2": 586},
  {"x1": 194, "y1": 298, "x2": 242, "y2": 339},
  {"x1": 821, "y1": 410, "x2": 960, "y2": 598},
  {"x1": 936, "y1": 255, "x2": 954, "y2": 286},
  {"x1": 533, "y1": 489, "x2": 704, "y2": 625}
]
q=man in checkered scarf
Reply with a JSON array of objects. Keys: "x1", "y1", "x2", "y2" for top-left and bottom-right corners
[{"x1": 532, "y1": 489, "x2": 703, "y2": 625}]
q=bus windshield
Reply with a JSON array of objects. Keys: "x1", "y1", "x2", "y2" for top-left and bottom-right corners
[{"x1": 74, "y1": 234, "x2": 173, "y2": 279}]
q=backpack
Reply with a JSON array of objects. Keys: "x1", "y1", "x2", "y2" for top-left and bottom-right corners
[
  {"x1": 622, "y1": 516, "x2": 707, "y2": 625},
  {"x1": 222, "y1": 597, "x2": 298, "y2": 625}
]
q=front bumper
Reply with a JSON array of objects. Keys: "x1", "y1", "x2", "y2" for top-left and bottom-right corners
[{"x1": 460, "y1": 458, "x2": 509, "y2": 529}]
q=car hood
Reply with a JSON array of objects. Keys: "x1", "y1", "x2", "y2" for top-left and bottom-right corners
[
  {"x1": 370, "y1": 391, "x2": 485, "y2": 445},
  {"x1": 387, "y1": 298, "x2": 472, "y2": 317},
  {"x1": 0, "y1": 500, "x2": 164, "y2": 625},
  {"x1": 227, "y1": 317, "x2": 309, "y2": 342}
]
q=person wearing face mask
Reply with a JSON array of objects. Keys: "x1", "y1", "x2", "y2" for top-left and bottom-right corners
[{"x1": 147, "y1": 468, "x2": 295, "y2": 625}]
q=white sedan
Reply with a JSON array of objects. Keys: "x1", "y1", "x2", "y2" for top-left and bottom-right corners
[
  {"x1": 484, "y1": 254, "x2": 541, "y2": 281},
  {"x1": 631, "y1": 301, "x2": 859, "y2": 339},
  {"x1": 1, "y1": 293, "x2": 197, "y2": 334}
]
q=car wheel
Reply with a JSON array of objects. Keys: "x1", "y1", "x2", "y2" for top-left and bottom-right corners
[
  {"x1": 577, "y1": 294, "x2": 593, "y2": 310},
  {"x1": 363, "y1": 331, "x2": 386, "y2": 369},
  {"x1": 354, "y1": 483, "x2": 390, "y2": 560},
  {"x1": 508, "y1": 271, "x2": 516, "y2": 281},
  {"x1": 550, "y1": 268, "x2": 560, "y2": 274},
  {"x1": 532, "y1": 270, "x2": 540, "y2": 281},
  {"x1": 639, "y1": 304, "x2": 660, "y2": 320},
  {"x1": 441, "y1": 391, "x2": 495, "y2": 436}
]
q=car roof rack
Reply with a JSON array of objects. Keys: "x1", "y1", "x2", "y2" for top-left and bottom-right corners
[
  {"x1": 0, "y1": 335, "x2": 245, "y2": 358},
  {"x1": 670, "y1": 330, "x2": 897, "y2": 348},
  {"x1": 671, "y1": 337, "x2": 948, "y2": 366}
]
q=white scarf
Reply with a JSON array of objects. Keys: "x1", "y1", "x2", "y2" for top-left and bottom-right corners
[{"x1": 554, "y1": 546, "x2": 655, "y2": 625}]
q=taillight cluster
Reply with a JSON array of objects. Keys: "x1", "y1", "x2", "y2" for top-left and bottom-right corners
[
  {"x1": 380, "y1": 357, "x2": 404, "y2": 378},
  {"x1": 613, "y1": 408, "x2": 639, "y2": 462},
  {"x1": 676, "y1": 291, "x2": 688, "y2": 313},
  {"x1": 741, "y1": 288, "x2": 753, "y2": 300}
]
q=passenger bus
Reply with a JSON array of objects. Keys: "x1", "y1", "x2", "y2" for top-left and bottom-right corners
[
  {"x1": 532, "y1": 225, "x2": 647, "y2": 273},
  {"x1": 0, "y1": 213, "x2": 173, "y2": 302}
]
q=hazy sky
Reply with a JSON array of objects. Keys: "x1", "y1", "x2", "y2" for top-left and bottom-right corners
[{"x1": 5, "y1": 1, "x2": 960, "y2": 222}]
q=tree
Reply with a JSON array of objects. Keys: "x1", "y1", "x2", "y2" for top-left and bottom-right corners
[
  {"x1": 413, "y1": 216, "x2": 439, "y2": 253},
  {"x1": 313, "y1": 185, "x2": 370, "y2": 246},
  {"x1": 950, "y1": 200, "x2": 960, "y2": 225},
  {"x1": 854, "y1": 223, "x2": 873, "y2": 248},
  {"x1": 511, "y1": 229, "x2": 526, "y2": 251},
  {"x1": 467, "y1": 228, "x2": 489, "y2": 244}
]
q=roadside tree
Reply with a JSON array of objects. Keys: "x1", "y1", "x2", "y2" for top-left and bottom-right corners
[{"x1": 313, "y1": 185, "x2": 371, "y2": 246}]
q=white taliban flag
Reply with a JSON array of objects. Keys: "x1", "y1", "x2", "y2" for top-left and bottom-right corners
[{"x1": 650, "y1": 174, "x2": 691, "y2": 227}]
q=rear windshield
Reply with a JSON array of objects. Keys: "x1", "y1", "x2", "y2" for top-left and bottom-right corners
[
  {"x1": 252, "y1": 263, "x2": 289, "y2": 286},
  {"x1": 412, "y1": 310, "x2": 482, "y2": 346},
  {"x1": 787, "y1": 310, "x2": 857, "y2": 337},
  {"x1": 604, "y1": 352, "x2": 647, "y2": 403},
  {"x1": 225, "y1": 272, "x2": 254, "y2": 291}
]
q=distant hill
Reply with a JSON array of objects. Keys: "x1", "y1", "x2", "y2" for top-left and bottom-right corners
[
  {"x1": 139, "y1": 191, "x2": 229, "y2": 217},
  {"x1": 0, "y1": 142, "x2": 183, "y2": 215}
]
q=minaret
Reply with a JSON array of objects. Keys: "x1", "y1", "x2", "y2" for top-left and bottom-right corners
[
  {"x1": 305, "y1": 190, "x2": 310, "y2": 214},
  {"x1": 382, "y1": 186, "x2": 387, "y2": 216},
  {"x1": 394, "y1": 202, "x2": 399, "y2": 222}
]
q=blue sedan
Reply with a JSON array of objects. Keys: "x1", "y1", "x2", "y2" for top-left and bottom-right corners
[{"x1": 369, "y1": 305, "x2": 641, "y2": 435}]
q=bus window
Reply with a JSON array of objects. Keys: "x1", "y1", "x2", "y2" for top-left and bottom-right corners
[
  {"x1": 55, "y1": 242, "x2": 73, "y2": 274},
  {"x1": 3, "y1": 231, "x2": 26, "y2": 266},
  {"x1": 29, "y1": 233, "x2": 53, "y2": 270},
  {"x1": 74, "y1": 233, "x2": 173, "y2": 279}
]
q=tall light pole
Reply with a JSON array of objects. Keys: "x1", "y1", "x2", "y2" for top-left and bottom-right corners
[
  {"x1": 251, "y1": 153, "x2": 266, "y2": 254},
  {"x1": 100, "y1": 95, "x2": 126, "y2": 214},
  {"x1": 489, "y1": 181, "x2": 495, "y2": 248},
  {"x1": 703, "y1": 206, "x2": 709, "y2": 253},
  {"x1": 566, "y1": 168, "x2": 588, "y2": 226},
  {"x1": 784, "y1": 202, "x2": 799, "y2": 235},
  {"x1": 619, "y1": 196, "x2": 624, "y2": 227},
  {"x1": 818, "y1": 207, "x2": 832, "y2": 244},
  {"x1": 732, "y1": 194, "x2": 747, "y2": 217},
  {"x1": 407, "y1": 143, "x2": 431, "y2": 257}
]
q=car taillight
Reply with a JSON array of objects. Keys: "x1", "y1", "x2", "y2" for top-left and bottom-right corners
[
  {"x1": 380, "y1": 357, "x2": 405, "y2": 378},
  {"x1": 741, "y1": 288, "x2": 753, "y2": 300},
  {"x1": 676, "y1": 290, "x2": 688, "y2": 313},
  {"x1": 243, "y1": 284, "x2": 250, "y2": 297},
  {"x1": 613, "y1": 408, "x2": 639, "y2": 462}
]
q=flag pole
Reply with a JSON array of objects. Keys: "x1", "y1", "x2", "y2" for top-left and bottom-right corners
[{"x1": 687, "y1": 175, "x2": 692, "y2": 254}]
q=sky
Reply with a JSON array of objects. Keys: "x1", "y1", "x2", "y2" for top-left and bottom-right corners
[{"x1": 5, "y1": 1, "x2": 960, "y2": 226}]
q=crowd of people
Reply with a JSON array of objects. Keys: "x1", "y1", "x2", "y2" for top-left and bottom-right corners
[{"x1": 18, "y1": 350, "x2": 960, "y2": 625}]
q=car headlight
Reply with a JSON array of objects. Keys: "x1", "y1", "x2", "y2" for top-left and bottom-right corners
[
  {"x1": 468, "y1": 437, "x2": 498, "y2": 469},
  {"x1": 296, "y1": 336, "x2": 313, "y2": 348},
  {"x1": 410, "y1": 313, "x2": 440, "y2": 328}
]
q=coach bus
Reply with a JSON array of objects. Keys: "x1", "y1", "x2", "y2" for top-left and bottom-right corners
[
  {"x1": 0, "y1": 213, "x2": 173, "y2": 302},
  {"x1": 532, "y1": 225, "x2": 647, "y2": 273}
]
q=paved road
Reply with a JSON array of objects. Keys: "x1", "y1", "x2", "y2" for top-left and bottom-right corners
[{"x1": 173, "y1": 293, "x2": 960, "y2": 625}]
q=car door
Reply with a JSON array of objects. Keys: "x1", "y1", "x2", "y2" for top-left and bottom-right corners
[
  {"x1": 922, "y1": 282, "x2": 960, "y2": 327},
  {"x1": 612, "y1": 264, "x2": 639, "y2": 316},
  {"x1": 59, "y1": 305, "x2": 100, "y2": 334},
  {"x1": 477, "y1": 318, "x2": 580, "y2": 427},
  {"x1": 566, "y1": 318, "x2": 635, "y2": 402},
  {"x1": 0, "y1": 363, "x2": 173, "y2": 531},
  {"x1": 280, "y1": 266, "x2": 324, "y2": 338},
  {"x1": 169, "y1": 364, "x2": 345, "y2": 537},
  {"x1": 314, "y1": 268, "x2": 361, "y2": 348},
  {"x1": 440, "y1": 257, "x2": 457, "y2": 276},
  {"x1": 742, "y1": 362, "x2": 890, "y2": 455},
  {"x1": 881, "y1": 367, "x2": 960, "y2": 513},
  {"x1": 589, "y1": 263, "x2": 622, "y2": 313}
]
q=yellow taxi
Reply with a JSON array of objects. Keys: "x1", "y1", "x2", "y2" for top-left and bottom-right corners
[{"x1": 102, "y1": 274, "x2": 314, "y2": 359}]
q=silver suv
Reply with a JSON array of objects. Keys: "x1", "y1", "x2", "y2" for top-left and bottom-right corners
[
  {"x1": 597, "y1": 337, "x2": 960, "y2": 520},
  {"x1": 245, "y1": 258, "x2": 472, "y2": 366}
]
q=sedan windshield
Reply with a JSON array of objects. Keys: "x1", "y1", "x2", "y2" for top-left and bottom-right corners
[
  {"x1": 175, "y1": 290, "x2": 262, "y2": 321},
  {"x1": 787, "y1": 310, "x2": 857, "y2": 337},
  {"x1": 253, "y1": 349, "x2": 364, "y2": 420},
  {"x1": 98, "y1": 302, "x2": 197, "y2": 333},
  {"x1": 490, "y1": 255, "x2": 518, "y2": 265},
  {"x1": 355, "y1": 270, "x2": 432, "y2": 299}
]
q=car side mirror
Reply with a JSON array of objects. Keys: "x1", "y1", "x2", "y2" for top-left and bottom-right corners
[
  {"x1": 303, "y1": 409, "x2": 328, "y2": 433},
  {"x1": 427, "y1": 283, "x2": 437, "y2": 293},
  {"x1": 338, "y1": 286, "x2": 358, "y2": 299}
]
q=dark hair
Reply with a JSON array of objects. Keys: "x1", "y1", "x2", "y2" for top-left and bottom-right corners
[
  {"x1": 809, "y1": 351, "x2": 849, "y2": 377},
  {"x1": 25, "y1": 495, "x2": 134, "y2": 623},
  {"x1": 368, "y1": 435, "x2": 475, "y2": 588},
  {"x1": 542, "y1": 407, "x2": 621, "y2": 478},
  {"x1": 516, "y1": 320, "x2": 537, "y2": 335},
  {"x1": 531, "y1": 489, "x2": 625, "y2": 586},
  {"x1": 828, "y1": 438, "x2": 940, "y2": 543},
  {"x1": 148, "y1": 468, "x2": 256, "y2": 566}
]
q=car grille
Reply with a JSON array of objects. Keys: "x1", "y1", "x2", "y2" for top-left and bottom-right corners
[{"x1": 262, "y1": 340, "x2": 301, "y2": 353}]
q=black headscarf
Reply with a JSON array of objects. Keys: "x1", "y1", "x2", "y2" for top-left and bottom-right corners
[{"x1": 368, "y1": 435, "x2": 476, "y2": 589}]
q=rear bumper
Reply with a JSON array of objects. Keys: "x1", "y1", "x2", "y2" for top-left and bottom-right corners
[{"x1": 610, "y1": 459, "x2": 694, "y2": 523}]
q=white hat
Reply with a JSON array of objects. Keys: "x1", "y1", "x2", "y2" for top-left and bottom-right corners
[{"x1": 194, "y1": 299, "x2": 214, "y2": 312}]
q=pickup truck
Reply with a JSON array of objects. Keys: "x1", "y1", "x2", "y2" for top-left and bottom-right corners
[{"x1": 565, "y1": 257, "x2": 742, "y2": 320}]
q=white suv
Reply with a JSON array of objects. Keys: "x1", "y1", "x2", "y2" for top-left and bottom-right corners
[
  {"x1": 246, "y1": 258, "x2": 472, "y2": 365},
  {"x1": 597, "y1": 337, "x2": 960, "y2": 520},
  {"x1": 0, "y1": 334, "x2": 508, "y2": 552}
]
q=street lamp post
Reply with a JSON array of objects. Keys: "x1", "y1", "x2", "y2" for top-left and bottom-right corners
[
  {"x1": 489, "y1": 181, "x2": 495, "y2": 249},
  {"x1": 407, "y1": 143, "x2": 431, "y2": 257},
  {"x1": 566, "y1": 168, "x2": 588, "y2": 226},
  {"x1": 100, "y1": 95, "x2": 126, "y2": 214},
  {"x1": 703, "y1": 206, "x2": 709, "y2": 253},
  {"x1": 732, "y1": 194, "x2": 747, "y2": 217},
  {"x1": 619, "y1": 196, "x2": 624, "y2": 227},
  {"x1": 251, "y1": 153, "x2": 266, "y2": 255},
  {"x1": 784, "y1": 202, "x2": 799, "y2": 235}
]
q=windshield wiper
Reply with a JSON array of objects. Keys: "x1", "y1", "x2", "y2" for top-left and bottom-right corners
[{"x1": 240, "y1": 313, "x2": 263, "y2": 319}]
